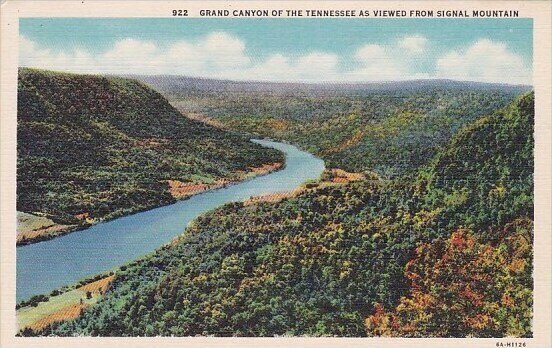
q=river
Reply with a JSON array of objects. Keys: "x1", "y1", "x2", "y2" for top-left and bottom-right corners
[{"x1": 16, "y1": 140, "x2": 325, "y2": 302}]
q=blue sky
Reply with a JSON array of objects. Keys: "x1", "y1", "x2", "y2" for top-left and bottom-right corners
[{"x1": 20, "y1": 18, "x2": 533, "y2": 84}]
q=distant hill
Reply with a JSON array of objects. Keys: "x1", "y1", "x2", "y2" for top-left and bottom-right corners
[
  {"x1": 129, "y1": 74, "x2": 531, "y2": 97},
  {"x1": 132, "y1": 74, "x2": 529, "y2": 177},
  {"x1": 17, "y1": 68, "x2": 283, "y2": 243}
]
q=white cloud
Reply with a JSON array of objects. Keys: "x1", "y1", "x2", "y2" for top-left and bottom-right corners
[
  {"x1": 20, "y1": 32, "x2": 251, "y2": 76},
  {"x1": 298, "y1": 52, "x2": 338, "y2": 71},
  {"x1": 20, "y1": 34, "x2": 531, "y2": 84},
  {"x1": 355, "y1": 44, "x2": 388, "y2": 61},
  {"x1": 20, "y1": 36, "x2": 96, "y2": 73},
  {"x1": 237, "y1": 52, "x2": 340, "y2": 82},
  {"x1": 295, "y1": 52, "x2": 339, "y2": 79},
  {"x1": 21, "y1": 30, "x2": 341, "y2": 82},
  {"x1": 349, "y1": 43, "x2": 411, "y2": 81},
  {"x1": 347, "y1": 36, "x2": 431, "y2": 81},
  {"x1": 101, "y1": 38, "x2": 161, "y2": 74},
  {"x1": 436, "y1": 39, "x2": 531, "y2": 84},
  {"x1": 398, "y1": 35, "x2": 428, "y2": 54},
  {"x1": 200, "y1": 32, "x2": 250, "y2": 69}
]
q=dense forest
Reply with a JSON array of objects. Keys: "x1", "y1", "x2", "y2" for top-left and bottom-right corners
[
  {"x1": 17, "y1": 68, "x2": 282, "y2": 242},
  {"x1": 141, "y1": 76, "x2": 529, "y2": 176},
  {"x1": 35, "y1": 92, "x2": 533, "y2": 337}
]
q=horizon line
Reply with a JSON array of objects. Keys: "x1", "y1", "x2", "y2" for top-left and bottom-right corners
[{"x1": 18, "y1": 66, "x2": 533, "y2": 88}]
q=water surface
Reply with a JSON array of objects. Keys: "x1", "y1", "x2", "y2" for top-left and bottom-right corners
[{"x1": 17, "y1": 140, "x2": 325, "y2": 302}]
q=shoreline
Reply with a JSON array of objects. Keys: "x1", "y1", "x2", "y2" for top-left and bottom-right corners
[
  {"x1": 15, "y1": 167, "x2": 366, "y2": 334},
  {"x1": 16, "y1": 138, "x2": 325, "y2": 308},
  {"x1": 15, "y1": 140, "x2": 328, "y2": 335},
  {"x1": 17, "y1": 159, "x2": 286, "y2": 247}
]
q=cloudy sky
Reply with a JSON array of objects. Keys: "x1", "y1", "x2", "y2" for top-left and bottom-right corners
[{"x1": 20, "y1": 18, "x2": 532, "y2": 84}]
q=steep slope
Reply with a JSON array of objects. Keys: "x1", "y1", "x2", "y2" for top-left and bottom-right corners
[
  {"x1": 17, "y1": 68, "x2": 283, "y2": 244},
  {"x1": 366, "y1": 92, "x2": 534, "y2": 337},
  {"x1": 37, "y1": 93, "x2": 533, "y2": 337},
  {"x1": 212, "y1": 89, "x2": 525, "y2": 176}
]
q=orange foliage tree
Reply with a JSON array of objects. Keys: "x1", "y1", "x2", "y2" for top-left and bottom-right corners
[{"x1": 365, "y1": 218, "x2": 533, "y2": 337}]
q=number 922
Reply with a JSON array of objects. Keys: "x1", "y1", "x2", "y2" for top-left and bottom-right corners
[{"x1": 172, "y1": 9, "x2": 188, "y2": 16}]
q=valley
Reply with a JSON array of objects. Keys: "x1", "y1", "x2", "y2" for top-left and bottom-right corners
[
  {"x1": 138, "y1": 75, "x2": 529, "y2": 176},
  {"x1": 16, "y1": 69, "x2": 534, "y2": 338}
]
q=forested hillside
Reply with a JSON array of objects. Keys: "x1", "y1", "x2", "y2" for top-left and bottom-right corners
[
  {"x1": 140, "y1": 76, "x2": 529, "y2": 176},
  {"x1": 38, "y1": 93, "x2": 533, "y2": 337},
  {"x1": 17, "y1": 68, "x2": 283, "y2": 243}
]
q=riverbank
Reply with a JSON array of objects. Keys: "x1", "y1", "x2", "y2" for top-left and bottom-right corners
[
  {"x1": 16, "y1": 140, "x2": 325, "y2": 333},
  {"x1": 16, "y1": 167, "x2": 369, "y2": 335},
  {"x1": 17, "y1": 212, "x2": 81, "y2": 246},
  {"x1": 244, "y1": 168, "x2": 369, "y2": 205},
  {"x1": 17, "y1": 140, "x2": 324, "y2": 303},
  {"x1": 17, "y1": 274, "x2": 115, "y2": 334},
  {"x1": 16, "y1": 161, "x2": 284, "y2": 246},
  {"x1": 167, "y1": 162, "x2": 283, "y2": 199}
]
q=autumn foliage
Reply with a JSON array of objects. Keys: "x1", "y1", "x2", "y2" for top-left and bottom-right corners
[
  {"x1": 31, "y1": 90, "x2": 533, "y2": 337},
  {"x1": 366, "y1": 218, "x2": 533, "y2": 337}
]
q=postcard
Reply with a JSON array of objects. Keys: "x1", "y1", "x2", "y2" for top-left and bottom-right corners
[{"x1": 1, "y1": 1, "x2": 550, "y2": 347}]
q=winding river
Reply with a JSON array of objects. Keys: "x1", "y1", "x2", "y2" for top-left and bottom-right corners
[{"x1": 17, "y1": 140, "x2": 325, "y2": 302}]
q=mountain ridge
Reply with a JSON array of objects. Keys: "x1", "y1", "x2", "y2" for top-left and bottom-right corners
[
  {"x1": 127, "y1": 73, "x2": 531, "y2": 96},
  {"x1": 17, "y1": 67, "x2": 283, "y2": 244}
]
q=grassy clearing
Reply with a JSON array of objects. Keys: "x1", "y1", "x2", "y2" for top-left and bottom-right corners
[
  {"x1": 244, "y1": 169, "x2": 367, "y2": 205},
  {"x1": 17, "y1": 212, "x2": 76, "y2": 245},
  {"x1": 17, "y1": 212, "x2": 56, "y2": 232},
  {"x1": 17, "y1": 275, "x2": 114, "y2": 333}
]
